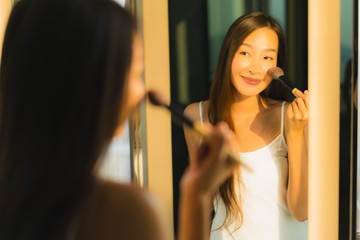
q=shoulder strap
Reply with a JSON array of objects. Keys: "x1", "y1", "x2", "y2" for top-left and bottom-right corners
[
  {"x1": 198, "y1": 101, "x2": 203, "y2": 125},
  {"x1": 280, "y1": 101, "x2": 286, "y2": 135}
]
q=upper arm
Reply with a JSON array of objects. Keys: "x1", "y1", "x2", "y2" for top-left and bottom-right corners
[
  {"x1": 126, "y1": 190, "x2": 171, "y2": 240},
  {"x1": 183, "y1": 102, "x2": 201, "y2": 161},
  {"x1": 103, "y1": 184, "x2": 171, "y2": 240}
]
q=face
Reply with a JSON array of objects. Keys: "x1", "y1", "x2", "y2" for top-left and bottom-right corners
[
  {"x1": 230, "y1": 27, "x2": 278, "y2": 99},
  {"x1": 114, "y1": 35, "x2": 145, "y2": 137}
]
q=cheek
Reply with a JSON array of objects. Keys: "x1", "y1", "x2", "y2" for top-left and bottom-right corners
[
  {"x1": 114, "y1": 80, "x2": 145, "y2": 138},
  {"x1": 264, "y1": 78, "x2": 273, "y2": 86},
  {"x1": 264, "y1": 61, "x2": 277, "y2": 70},
  {"x1": 262, "y1": 74, "x2": 274, "y2": 90},
  {"x1": 231, "y1": 56, "x2": 246, "y2": 73},
  {"x1": 128, "y1": 78, "x2": 145, "y2": 109}
]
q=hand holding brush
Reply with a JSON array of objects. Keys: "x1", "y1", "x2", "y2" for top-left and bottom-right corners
[
  {"x1": 147, "y1": 90, "x2": 251, "y2": 171},
  {"x1": 267, "y1": 66, "x2": 309, "y2": 129}
]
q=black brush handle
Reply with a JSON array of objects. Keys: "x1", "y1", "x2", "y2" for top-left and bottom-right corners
[
  {"x1": 167, "y1": 102, "x2": 194, "y2": 128},
  {"x1": 165, "y1": 101, "x2": 252, "y2": 171},
  {"x1": 277, "y1": 77, "x2": 294, "y2": 93}
]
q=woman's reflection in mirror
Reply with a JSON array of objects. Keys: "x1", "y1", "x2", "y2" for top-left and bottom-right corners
[{"x1": 184, "y1": 12, "x2": 309, "y2": 240}]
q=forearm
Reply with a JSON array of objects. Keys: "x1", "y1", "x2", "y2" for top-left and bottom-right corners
[{"x1": 286, "y1": 130, "x2": 308, "y2": 221}]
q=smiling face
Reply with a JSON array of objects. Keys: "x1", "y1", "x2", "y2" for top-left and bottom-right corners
[{"x1": 230, "y1": 27, "x2": 278, "y2": 99}]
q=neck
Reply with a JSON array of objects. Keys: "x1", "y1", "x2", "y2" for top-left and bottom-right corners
[{"x1": 231, "y1": 95, "x2": 268, "y2": 114}]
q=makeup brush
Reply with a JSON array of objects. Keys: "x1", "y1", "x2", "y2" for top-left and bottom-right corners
[
  {"x1": 267, "y1": 67, "x2": 297, "y2": 95},
  {"x1": 147, "y1": 90, "x2": 251, "y2": 170},
  {"x1": 147, "y1": 90, "x2": 208, "y2": 137}
]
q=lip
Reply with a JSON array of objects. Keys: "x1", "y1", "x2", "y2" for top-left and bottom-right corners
[{"x1": 241, "y1": 76, "x2": 262, "y2": 85}]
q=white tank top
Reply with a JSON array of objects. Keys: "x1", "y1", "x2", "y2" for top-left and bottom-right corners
[{"x1": 199, "y1": 101, "x2": 308, "y2": 240}]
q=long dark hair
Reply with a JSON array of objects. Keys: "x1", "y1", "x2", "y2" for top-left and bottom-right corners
[
  {"x1": 0, "y1": 0, "x2": 135, "y2": 239},
  {"x1": 208, "y1": 12, "x2": 287, "y2": 230}
]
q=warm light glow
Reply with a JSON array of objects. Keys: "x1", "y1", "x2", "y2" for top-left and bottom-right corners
[
  {"x1": 0, "y1": 0, "x2": 12, "y2": 61},
  {"x1": 142, "y1": 0, "x2": 174, "y2": 234},
  {"x1": 308, "y1": 1, "x2": 340, "y2": 239}
]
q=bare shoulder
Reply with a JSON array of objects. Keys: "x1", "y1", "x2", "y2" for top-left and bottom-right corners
[
  {"x1": 263, "y1": 99, "x2": 286, "y2": 129},
  {"x1": 184, "y1": 100, "x2": 209, "y2": 122},
  {"x1": 76, "y1": 180, "x2": 169, "y2": 240}
]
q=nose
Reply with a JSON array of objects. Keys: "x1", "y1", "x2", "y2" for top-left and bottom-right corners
[{"x1": 248, "y1": 58, "x2": 262, "y2": 75}]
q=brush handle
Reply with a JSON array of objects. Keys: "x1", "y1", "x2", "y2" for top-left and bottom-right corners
[
  {"x1": 277, "y1": 77, "x2": 295, "y2": 95},
  {"x1": 164, "y1": 101, "x2": 251, "y2": 171}
]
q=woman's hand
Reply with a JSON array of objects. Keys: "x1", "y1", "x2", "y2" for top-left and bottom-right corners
[
  {"x1": 285, "y1": 88, "x2": 309, "y2": 221},
  {"x1": 180, "y1": 122, "x2": 239, "y2": 197},
  {"x1": 178, "y1": 122, "x2": 239, "y2": 240},
  {"x1": 286, "y1": 89, "x2": 309, "y2": 133}
]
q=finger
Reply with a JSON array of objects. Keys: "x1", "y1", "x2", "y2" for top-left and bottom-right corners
[
  {"x1": 216, "y1": 122, "x2": 238, "y2": 150},
  {"x1": 294, "y1": 98, "x2": 308, "y2": 120},
  {"x1": 289, "y1": 102, "x2": 302, "y2": 120},
  {"x1": 292, "y1": 88, "x2": 305, "y2": 98},
  {"x1": 303, "y1": 90, "x2": 309, "y2": 109},
  {"x1": 293, "y1": 88, "x2": 309, "y2": 109},
  {"x1": 201, "y1": 122, "x2": 215, "y2": 134},
  {"x1": 201, "y1": 124, "x2": 225, "y2": 155},
  {"x1": 216, "y1": 121, "x2": 230, "y2": 132},
  {"x1": 215, "y1": 122, "x2": 243, "y2": 168}
]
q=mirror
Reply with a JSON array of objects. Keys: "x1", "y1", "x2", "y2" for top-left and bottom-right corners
[
  {"x1": 340, "y1": 0, "x2": 356, "y2": 239},
  {"x1": 338, "y1": 0, "x2": 358, "y2": 239},
  {"x1": 167, "y1": 1, "x2": 359, "y2": 237},
  {"x1": 168, "y1": 0, "x2": 308, "y2": 237},
  {"x1": 355, "y1": 0, "x2": 359, "y2": 239}
]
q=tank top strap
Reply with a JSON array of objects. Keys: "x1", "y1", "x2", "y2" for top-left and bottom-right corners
[
  {"x1": 280, "y1": 101, "x2": 286, "y2": 135},
  {"x1": 198, "y1": 101, "x2": 204, "y2": 125}
]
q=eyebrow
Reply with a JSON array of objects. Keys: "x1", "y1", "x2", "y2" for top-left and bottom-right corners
[{"x1": 240, "y1": 43, "x2": 277, "y2": 53}]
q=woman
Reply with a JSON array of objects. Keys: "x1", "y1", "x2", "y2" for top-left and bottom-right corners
[
  {"x1": 0, "y1": 0, "x2": 238, "y2": 239},
  {"x1": 184, "y1": 12, "x2": 309, "y2": 240}
]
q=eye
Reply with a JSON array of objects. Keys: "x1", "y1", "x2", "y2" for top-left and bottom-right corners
[
  {"x1": 239, "y1": 51, "x2": 249, "y2": 56},
  {"x1": 264, "y1": 56, "x2": 274, "y2": 61}
]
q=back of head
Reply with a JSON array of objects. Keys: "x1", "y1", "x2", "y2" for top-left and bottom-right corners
[{"x1": 0, "y1": 0, "x2": 135, "y2": 239}]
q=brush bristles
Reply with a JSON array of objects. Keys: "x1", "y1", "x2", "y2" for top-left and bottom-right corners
[
  {"x1": 147, "y1": 90, "x2": 168, "y2": 107},
  {"x1": 268, "y1": 67, "x2": 284, "y2": 79}
]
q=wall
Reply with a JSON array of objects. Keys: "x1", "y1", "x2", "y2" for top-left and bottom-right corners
[
  {"x1": 308, "y1": 1, "x2": 340, "y2": 239},
  {"x1": 0, "y1": 0, "x2": 12, "y2": 60},
  {"x1": 142, "y1": 0, "x2": 174, "y2": 234}
]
